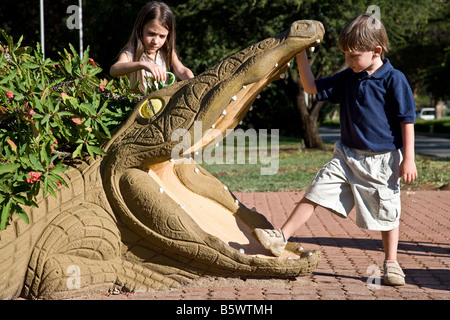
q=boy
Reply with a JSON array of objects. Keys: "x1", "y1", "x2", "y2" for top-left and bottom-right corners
[{"x1": 255, "y1": 14, "x2": 418, "y2": 286}]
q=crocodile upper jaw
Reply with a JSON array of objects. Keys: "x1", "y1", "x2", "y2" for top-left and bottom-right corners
[{"x1": 156, "y1": 20, "x2": 324, "y2": 158}]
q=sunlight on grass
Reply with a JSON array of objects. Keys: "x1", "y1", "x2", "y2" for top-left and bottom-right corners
[{"x1": 200, "y1": 137, "x2": 449, "y2": 192}]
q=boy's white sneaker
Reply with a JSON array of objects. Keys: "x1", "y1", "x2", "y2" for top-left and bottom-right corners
[
  {"x1": 383, "y1": 260, "x2": 405, "y2": 286},
  {"x1": 254, "y1": 228, "x2": 287, "y2": 257}
]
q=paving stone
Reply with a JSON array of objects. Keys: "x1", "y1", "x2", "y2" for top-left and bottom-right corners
[{"x1": 84, "y1": 191, "x2": 450, "y2": 301}]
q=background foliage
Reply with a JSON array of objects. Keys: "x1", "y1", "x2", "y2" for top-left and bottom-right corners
[
  {"x1": 1, "y1": 0, "x2": 448, "y2": 133},
  {"x1": 0, "y1": 0, "x2": 448, "y2": 229}
]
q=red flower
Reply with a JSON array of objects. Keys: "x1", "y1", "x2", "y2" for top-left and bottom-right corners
[
  {"x1": 27, "y1": 171, "x2": 41, "y2": 184},
  {"x1": 61, "y1": 92, "x2": 69, "y2": 101},
  {"x1": 71, "y1": 117, "x2": 83, "y2": 125},
  {"x1": 6, "y1": 90, "x2": 13, "y2": 98}
]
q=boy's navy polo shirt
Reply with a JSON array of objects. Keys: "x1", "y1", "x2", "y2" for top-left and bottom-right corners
[{"x1": 315, "y1": 59, "x2": 416, "y2": 152}]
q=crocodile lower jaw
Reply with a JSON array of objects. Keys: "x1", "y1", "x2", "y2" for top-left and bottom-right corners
[{"x1": 147, "y1": 158, "x2": 302, "y2": 260}]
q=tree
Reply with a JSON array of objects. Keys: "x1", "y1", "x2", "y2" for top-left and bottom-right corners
[
  {"x1": 171, "y1": 0, "x2": 351, "y2": 146},
  {"x1": 1, "y1": 0, "x2": 447, "y2": 147},
  {"x1": 171, "y1": 0, "x2": 446, "y2": 148}
]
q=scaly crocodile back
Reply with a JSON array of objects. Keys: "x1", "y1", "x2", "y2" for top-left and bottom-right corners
[{"x1": 0, "y1": 158, "x2": 107, "y2": 299}]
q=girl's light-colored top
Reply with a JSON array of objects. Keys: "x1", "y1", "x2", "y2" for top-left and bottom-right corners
[{"x1": 124, "y1": 49, "x2": 167, "y2": 92}]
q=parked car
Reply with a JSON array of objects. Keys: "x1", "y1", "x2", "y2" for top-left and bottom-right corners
[{"x1": 417, "y1": 108, "x2": 436, "y2": 120}]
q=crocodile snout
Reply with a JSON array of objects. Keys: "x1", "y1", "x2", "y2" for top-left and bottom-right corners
[{"x1": 289, "y1": 20, "x2": 324, "y2": 42}]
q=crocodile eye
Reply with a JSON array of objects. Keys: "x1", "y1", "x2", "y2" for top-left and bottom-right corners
[{"x1": 139, "y1": 98, "x2": 165, "y2": 118}]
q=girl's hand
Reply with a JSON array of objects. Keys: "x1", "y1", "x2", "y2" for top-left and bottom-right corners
[{"x1": 141, "y1": 61, "x2": 167, "y2": 83}]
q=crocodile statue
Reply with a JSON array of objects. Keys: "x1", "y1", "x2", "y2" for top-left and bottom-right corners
[{"x1": 0, "y1": 20, "x2": 324, "y2": 299}]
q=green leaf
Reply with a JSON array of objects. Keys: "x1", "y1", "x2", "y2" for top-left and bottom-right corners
[
  {"x1": 12, "y1": 194, "x2": 36, "y2": 208},
  {"x1": 51, "y1": 164, "x2": 69, "y2": 174},
  {"x1": 41, "y1": 113, "x2": 51, "y2": 124},
  {"x1": 40, "y1": 141, "x2": 51, "y2": 167},
  {"x1": 72, "y1": 143, "x2": 84, "y2": 159},
  {"x1": 0, "y1": 163, "x2": 20, "y2": 174},
  {"x1": 0, "y1": 71, "x2": 18, "y2": 84},
  {"x1": 14, "y1": 205, "x2": 30, "y2": 225},
  {"x1": 56, "y1": 111, "x2": 73, "y2": 117},
  {"x1": 0, "y1": 198, "x2": 12, "y2": 230},
  {"x1": 22, "y1": 63, "x2": 39, "y2": 69},
  {"x1": 28, "y1": 154, "x2": 44, "y2": 171},
  {"x1": 86, "y1": 144, "x2": 105, "y2": 158}
]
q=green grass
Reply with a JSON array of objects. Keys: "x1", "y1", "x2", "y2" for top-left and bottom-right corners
[
  {"x1": 201, "y1": 136, "x2": 450, "y2": 192},
  {"x1": 408, "y1": 155, "x2": 450, "y2": 190}
]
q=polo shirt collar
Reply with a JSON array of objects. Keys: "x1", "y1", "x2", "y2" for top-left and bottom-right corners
[{"x1": 353, "y1": 58, "x2": 393, "y2": 79}]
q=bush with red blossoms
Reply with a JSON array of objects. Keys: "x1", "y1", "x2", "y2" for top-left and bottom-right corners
[{"x1": 0, "y1": 30, "x2": 141, "y2": 230}]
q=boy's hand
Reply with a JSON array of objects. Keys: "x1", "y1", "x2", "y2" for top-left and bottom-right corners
[{"x1": 399, "y1": 158, "x2": 417, "y2": 184}]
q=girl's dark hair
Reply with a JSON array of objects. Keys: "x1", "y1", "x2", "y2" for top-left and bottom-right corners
[{"x1": 123, "y1": 2, "x2": 176, "y2": 89}]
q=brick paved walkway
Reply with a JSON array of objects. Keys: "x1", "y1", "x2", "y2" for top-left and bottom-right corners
[{"x1": 93, "y1": 191, "x2": 450, "y2": 301}]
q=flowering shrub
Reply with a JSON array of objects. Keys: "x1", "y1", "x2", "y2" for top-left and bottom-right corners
[{"x1": 0, "y1": 30, "x2": 141, "y2": 230}]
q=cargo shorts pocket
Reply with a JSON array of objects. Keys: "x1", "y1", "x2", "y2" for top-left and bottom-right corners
[{"x1": 376, "y1": 187, "x2": 400, "y2": 222}]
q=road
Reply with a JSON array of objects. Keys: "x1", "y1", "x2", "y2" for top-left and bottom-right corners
[{"x1": 318, "y1": 126, "x2": 450, "y2": 158}]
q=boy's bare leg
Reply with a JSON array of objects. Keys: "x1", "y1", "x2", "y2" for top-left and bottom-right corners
[
  {"x1": 381, "y1": 227, "x2": 399, "y2": 260},
  {"x1": 381, "y1": 227, "x2": 405, "y2": 285},
  {"x1": 281, "y1": 197, "x2": 318, "y2": 240}
]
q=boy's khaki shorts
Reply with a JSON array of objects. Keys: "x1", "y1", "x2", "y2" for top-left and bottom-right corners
[{"x1": 305, "y1": 141, "x2": 402, "y2": 231}]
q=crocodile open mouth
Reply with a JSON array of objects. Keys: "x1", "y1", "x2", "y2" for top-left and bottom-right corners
[
  {"x1": 142, "y1": 22, "x2": 323, "y2": 260},
  {"x1": 110, "y1": 20, "x2": 324, "y2": 282}
]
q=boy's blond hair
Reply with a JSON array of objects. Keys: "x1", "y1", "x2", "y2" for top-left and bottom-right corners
[{"x1": 338, "y1": 14, "x2": 389, "y2": 57}]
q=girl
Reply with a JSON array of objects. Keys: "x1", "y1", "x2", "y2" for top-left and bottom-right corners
[{"x1": 110, "y1": 1, "x2": 194, "y2": 93}]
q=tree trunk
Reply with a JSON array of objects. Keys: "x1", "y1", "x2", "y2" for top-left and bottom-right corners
[
  {"x1": 290, "y1": 74, "x2": 324, "y2": 149},
  {"x1": 287, "y1": 59, "x2": 347, "y2": 149},
  {"x1": 435, "y1": 99, "x2": 445, "y2": 119}
]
